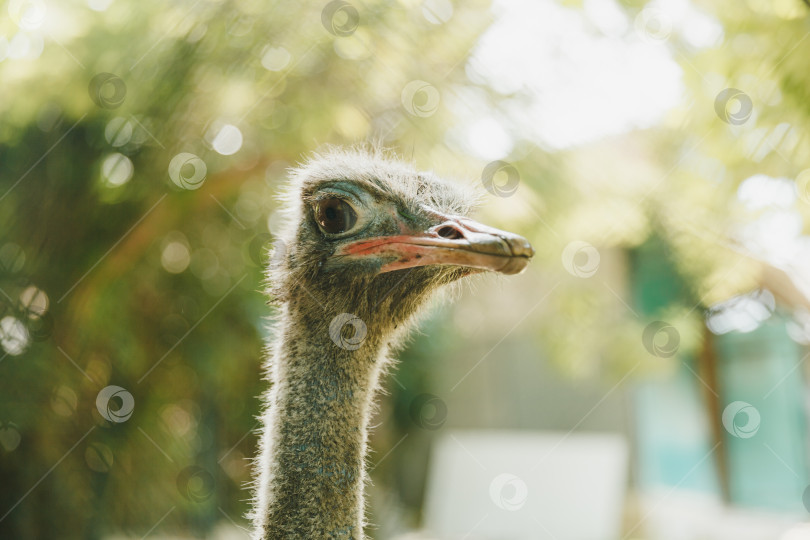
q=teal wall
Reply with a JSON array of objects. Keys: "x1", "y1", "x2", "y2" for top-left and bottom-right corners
[
  {"x1": 630, "y1": 238, "x2": 809, "y2": 512},
  {"x1": 715, "y1": 321, "x2": 808, "y2": 512},
  {"x1": 633, "y1": 369, "x2": 721, "y2": 495},
  {"x1": 630, "y1": 238, "x2": 721, "y2": 495}
]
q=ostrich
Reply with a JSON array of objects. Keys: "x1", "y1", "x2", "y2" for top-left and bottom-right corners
[{"x1": 251, "y1": 148, "x2": 534, "y2": 539}]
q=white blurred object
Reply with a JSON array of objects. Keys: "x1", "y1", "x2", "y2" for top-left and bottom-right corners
[
  {"x1": 636, "y1": 490, "x2": 805, "y2": 540},
  {"x1": 422, "y1": 430, "x2": 628, "y2": 540},
  {"x1": 781, "y1": 523, "x2": 810, "y2": 540}
]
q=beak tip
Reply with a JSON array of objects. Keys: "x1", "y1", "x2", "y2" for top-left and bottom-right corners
[
  {"x1": 498, "y1": 253, "x2": 532, "y2": 275},
  {"x1": 508, "y1": 236, "x2": 535, "y2": 260}
]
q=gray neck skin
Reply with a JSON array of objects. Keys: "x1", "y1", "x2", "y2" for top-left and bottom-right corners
[{"x1": 252, "y1": 303, "x2": 387, "y2": 540}]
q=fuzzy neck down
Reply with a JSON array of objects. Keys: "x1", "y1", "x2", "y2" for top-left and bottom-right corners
[{"x1": 252, "y1": 302, "x2": 393, "y2": 540}]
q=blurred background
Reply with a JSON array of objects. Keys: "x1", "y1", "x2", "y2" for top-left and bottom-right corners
[{"x1": 2, "y1": 0, "x2": 810, "y2": 538}]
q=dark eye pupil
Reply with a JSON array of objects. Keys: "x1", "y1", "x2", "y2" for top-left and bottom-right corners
[{"x1": 315, "y1": 198, "x2": 357, "y2": 234}]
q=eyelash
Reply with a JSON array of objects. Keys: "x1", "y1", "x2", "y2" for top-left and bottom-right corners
[{"x1": 397, "y1": 205, "x2": 419, "y2": 224}]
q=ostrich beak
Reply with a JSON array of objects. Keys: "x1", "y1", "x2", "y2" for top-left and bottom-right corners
[{"x1": 338, "y1": 213, "x2": 535, "y2": 275}]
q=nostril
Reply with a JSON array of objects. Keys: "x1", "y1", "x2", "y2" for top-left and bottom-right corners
[{"x1": 436, "y1": 225, "x2": 464, "y2": 240}]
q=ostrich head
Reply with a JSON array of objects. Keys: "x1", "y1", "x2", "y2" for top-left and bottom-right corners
[{"x1": 268, "y1": 148, "x2": 534, "y2": 339}]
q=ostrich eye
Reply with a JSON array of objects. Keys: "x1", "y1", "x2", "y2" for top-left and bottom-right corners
[{"x1": 314, "y1": 198, "x2": 358, "y2": 235}]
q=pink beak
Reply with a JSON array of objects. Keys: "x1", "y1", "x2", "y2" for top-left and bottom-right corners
[{"x1": 336, "y1": 212, "x2": 534, "y2": 275}]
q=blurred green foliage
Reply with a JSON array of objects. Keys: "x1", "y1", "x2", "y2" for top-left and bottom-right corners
[{"x1": 1, "y1": 0, "x2": 809, "y2": 538}]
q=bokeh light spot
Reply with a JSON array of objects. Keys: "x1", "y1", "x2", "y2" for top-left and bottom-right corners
[
  {"x1": 101, "y1": 153, "x2": 134, "y2": 187},
  {"x1": 211, "y1": 124, "x2": 243, "y2": 155},
  {"x1": 161, "y1": 232, "x2": 191, "y2": 274},
  {"x1": 261, "y1": 46, "x2": 291, "y2": 71},
  {"x1": 104, "y1": 117, "x2": 133, "y2": 147},
  {"x1": 0, "y1": 316, "x2": 29, "y2": 356},
  {"x1": 422, "y1": 0, "x2": 453, "y2": 24}
]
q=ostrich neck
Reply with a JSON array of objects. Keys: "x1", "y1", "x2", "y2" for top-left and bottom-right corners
[{"x1": 253, "y1": 304, "x2": 387, "y2": 540}]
